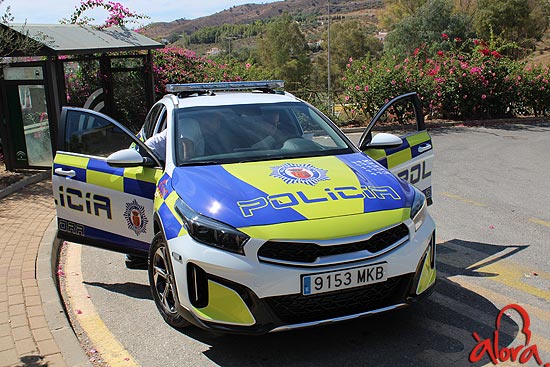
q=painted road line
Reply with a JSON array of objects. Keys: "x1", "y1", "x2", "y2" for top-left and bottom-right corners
[
  {"x1": 65, "y1": 242, "x2": 140, "y2": 367},
  {"x1": 437, "y1": 240, "x2": 550, "y2": 300},
  {"x1": 439, "y1": 277, "x2": 550, "y2": 357},
  {"x1": 445, "y1": 276, "x2": 550, "y2": 323},
  {"x1": 471, "y1": 261, "x2": 550, "y2": 301},
  {"x1": 440, "y1": 192, "x2": 486, "y2": 207},
  {"x1": 529, "y1": 217, "x2": 550, "y2": 227},
  {"x1": 431, "y1": 279, "x2": 550, "y2": 352}
]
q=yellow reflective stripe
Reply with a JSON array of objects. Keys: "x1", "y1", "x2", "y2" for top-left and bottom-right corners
[
  {"x1": 86, "y1": 170, "x2": 124, "y2": 192},
  {"x1": 386, "y1": 148, "x2": 412, "y2": 168},
  {"x1": 405, "y1": 131, "x2": 430, "y2": 147},
  {"x1": 194, "y1": 281, "x2": 255, "y2": 325},
  {"x1": 123, "y1": 167, "x2": 163, "y2": 183},
  {"x1": 154, "y1": 194, "x2": 164, "y2": 211},
  {"x1": 164, "y1": 191, "x2": 185, "y2": 226},
  {"x1": 416, "y1": 245, "x2": 436, "y2": 294},
  {"x1": 364, "y1": 148, "x2": 387, "y2": 161},
  {"x1": 224, "y1": 156, "x2": 365, "y2": 219},
  {"x1": 55, "y1": 153, "x2": 89, "y2": 168},
  {"x1": 240, "y1": 209, "x2": 410, "y2": 240}
]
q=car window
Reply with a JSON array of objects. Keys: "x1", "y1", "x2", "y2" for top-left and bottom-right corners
[
  {"x1": 143, "y1": 104, "x2": 164, "y2": 139},
  {"x1": 155, "y1": 107, "x2": 168, "y2": 134},
  {"x1": 64, "y1": 110, "x2": 134, "y2": 157},
  {"x1": 366, "y1": 97, "x2": 421, "y2": 143},
  {"x1": 174, "y1": 102, "x2": 353, "y2": 165}
]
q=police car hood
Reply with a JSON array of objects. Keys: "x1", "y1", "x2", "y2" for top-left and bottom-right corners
[{"x1": 171, "y1": 153, "x2": 414, "y2": 229}]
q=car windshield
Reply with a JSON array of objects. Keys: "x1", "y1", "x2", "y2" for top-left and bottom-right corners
[{"x1": 173, "y1": 102, "x2": 354, "y2": 165}]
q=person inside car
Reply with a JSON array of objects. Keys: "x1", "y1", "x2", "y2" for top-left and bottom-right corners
[{"x1": 252, "y1": 110, "x2": 282, "y2": 149}]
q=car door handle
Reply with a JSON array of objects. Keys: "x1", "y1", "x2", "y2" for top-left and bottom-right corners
[
  {"x1": 54, "y1": 167, "x2": 76, "y2": 178},
  {"x1": 418, "y1": 143, "x2": 432, "y2": 153}
]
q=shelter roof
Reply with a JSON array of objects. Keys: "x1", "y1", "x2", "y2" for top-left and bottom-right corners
[{"x1": 2, "y1": 23, "x2": 163, "y2": 56}]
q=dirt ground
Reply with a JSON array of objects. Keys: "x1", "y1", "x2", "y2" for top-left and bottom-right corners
[{"x1": 0, "y1": 163, "x2": 43, "y2": 191}]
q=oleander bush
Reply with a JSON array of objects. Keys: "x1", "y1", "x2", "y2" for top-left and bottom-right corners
[
  {"x1": 341, "y1": 37, "x2": 550, "y2": 121},
  {"x1": 151, "y1": 47, "x2": 270, "y2": 95}
]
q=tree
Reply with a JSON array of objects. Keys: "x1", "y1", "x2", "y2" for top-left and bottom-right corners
[
  {"x1": 256, "y1": 13, "x2": 311, "y2": 87},
  {"x1": 312, "y1": 20, "x2": 383, "y2": 91},
  {"x1": 0, "y1": 0, "x2": 43, "y2": 57},
  {"x1": 385, "y1": 0, "x2": 474, "y2": 57},
  {"x1": 379, "y1": 0, "x2": 428, "y2": 30},
  {"x1": 474, "y1": 0, "x2": 550, "y2": 54}
]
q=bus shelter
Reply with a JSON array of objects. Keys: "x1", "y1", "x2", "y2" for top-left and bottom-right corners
[{"x1": 0, "y1": 23, "x2": 163, "y2": 170}]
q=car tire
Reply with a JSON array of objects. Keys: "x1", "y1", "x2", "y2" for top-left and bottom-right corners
[{"x1": 148, "y1": 232, "x2": 189, "y2": 329}]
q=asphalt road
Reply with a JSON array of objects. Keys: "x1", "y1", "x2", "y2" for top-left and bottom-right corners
[{"x1": 70, "y1": 123, "x2": 550, "y2": 367}]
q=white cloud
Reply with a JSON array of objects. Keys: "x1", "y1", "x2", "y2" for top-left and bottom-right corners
[{"x1": 3, "y1": 1, "x2": 280, "y2": 25}]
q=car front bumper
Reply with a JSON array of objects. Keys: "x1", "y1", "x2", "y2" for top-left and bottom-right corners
[{"x1": 166, "y1": 215, "x2": 436, "y2": 334}]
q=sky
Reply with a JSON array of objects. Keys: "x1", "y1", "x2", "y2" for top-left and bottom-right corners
[{"x1": 3, "y1": 0, "x2": 280, "y2": 26}]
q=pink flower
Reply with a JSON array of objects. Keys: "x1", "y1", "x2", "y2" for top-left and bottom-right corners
[
  {"x1": 470, "y1": 67, "x2": 482, "y2": 74},
  {"x1": 364, "y1": 85, "x2": 369, "y2": 92},
  {"x1": 481, "y1": 94, "x2": 487, "y2": 99},
  {"x1": 441, "y1": 33, "x2": 449, "y2": 40},
  {"x1": 245, "y1": 63, "x2": 251, "y2": 69},
  {"x1": 437, "y1": 51, "x2": 444, "y2": 57},
  {"x1": 479, "y1": 48, "x2": 490, "y2": 56}
]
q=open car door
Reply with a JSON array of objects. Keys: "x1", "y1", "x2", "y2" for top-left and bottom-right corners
[
  {"x1": 52, "y1": 107, "x2": 163, "y2": 255},
  {"x1": 358, "y1": 92, "x2": 434, "y2": 204}
]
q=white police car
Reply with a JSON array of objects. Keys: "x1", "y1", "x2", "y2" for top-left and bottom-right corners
[{"x1": 52, "y1": 81, "x2": 435, "y2": 334}]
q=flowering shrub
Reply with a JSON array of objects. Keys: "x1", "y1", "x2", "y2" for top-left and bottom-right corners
[
  {"x1": 342, "y1": 37, "x2": 550, "y2": 121},
  {"x1": 62, "y1": 0, "x2": 148, "y2": 28},
  {"x1": 151, "y1": 47, "x2": 267, "y2": 95}
]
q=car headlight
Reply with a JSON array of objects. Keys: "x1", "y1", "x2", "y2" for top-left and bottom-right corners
[
  {"x1": 411, "y1": 187, "x2": 427, "y2": 231},
  {"x1": 175, "y1": 199, "x2": 249, "y2": 255}
]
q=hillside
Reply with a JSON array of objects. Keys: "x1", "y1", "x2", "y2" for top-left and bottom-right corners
[{"x1": 141, "y1": 0, "x2": 384, "y2": 41}]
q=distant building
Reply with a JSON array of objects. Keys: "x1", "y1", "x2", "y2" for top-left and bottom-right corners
[
  {"x1": 376, "y1": 32, "x2": 388, "y2": 42},
  {"x1": 206, "y1": 47, "x2": 221, "y2": 56}
]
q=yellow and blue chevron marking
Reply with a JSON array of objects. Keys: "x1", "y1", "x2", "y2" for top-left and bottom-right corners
[
  {"x1": 54, "y1": 153, "x2": 161, "y2": 198},
  {"x1": 365, "y1": 131, "x2": 431, "y2": 169},
  {"x1": 155, "y1": 174, "x2": 188, "y2": 240}
]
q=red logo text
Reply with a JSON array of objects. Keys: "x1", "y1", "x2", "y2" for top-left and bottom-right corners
[{"x1": 469, "y1": 304, "x2": 549, "y2": 366}]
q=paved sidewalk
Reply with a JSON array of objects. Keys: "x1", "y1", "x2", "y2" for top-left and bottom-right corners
[{"x1": 0, "y1": 179, "x2": 88, "y2": 367}]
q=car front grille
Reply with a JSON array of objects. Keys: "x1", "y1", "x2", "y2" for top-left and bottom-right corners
[
  {"x1": 263, "y1": 274, "x2": 412, "y2": 325},
  {"x1": 258, "y1": 223, "x2": 409, "y2": 264}
]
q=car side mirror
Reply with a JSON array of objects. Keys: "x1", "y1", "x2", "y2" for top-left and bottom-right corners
[
  {"x1": 107, "y1": 148, "x2": 153, "y2": 167},
  {"x1": 365, "y1": 133, "x2": 403, "y2": 149}
]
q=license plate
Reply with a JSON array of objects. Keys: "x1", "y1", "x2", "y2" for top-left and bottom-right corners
[{"x1": 302, "y1": 263, "x2": 388, "y2": 295}]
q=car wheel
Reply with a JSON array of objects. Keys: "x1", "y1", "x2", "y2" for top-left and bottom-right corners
[{"x1": 148, "y1": 232, "x2": 189, "y2": 328}]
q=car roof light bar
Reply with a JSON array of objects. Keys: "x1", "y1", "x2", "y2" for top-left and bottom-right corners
[{"x1": 166, "y1": 80, "x2": 284, "y2": 93}]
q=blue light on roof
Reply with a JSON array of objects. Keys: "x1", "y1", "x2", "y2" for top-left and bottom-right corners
[{"x1": 166, "y1": 80, "x2": 284, "y2": 93}]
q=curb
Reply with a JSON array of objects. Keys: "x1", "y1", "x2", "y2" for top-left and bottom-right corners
[
  {"x1": 0, "y1": 170, "x2": 51, "y2": 200},
  {"x1": 37, "y1": 218, "x2": 93, "y2": 367},
  {"x1": 339, "y1": 116, "x2": 550, "y2": 133}
]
